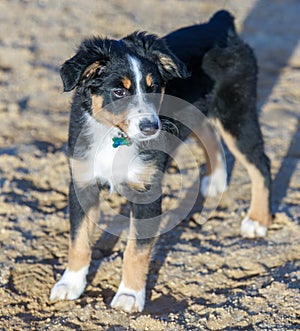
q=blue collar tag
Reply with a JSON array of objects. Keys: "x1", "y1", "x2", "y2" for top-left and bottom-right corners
[{"x1": 112, "y1": 136, "x2": 132, "y2": 148}]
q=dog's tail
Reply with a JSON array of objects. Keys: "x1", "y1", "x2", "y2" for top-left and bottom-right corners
[
  {"x1": 163, "y1": 10, "x2": 237, "y2": 64},
  {"x1": 208, "y1": 10, "x2": 236, "y2": 47}
]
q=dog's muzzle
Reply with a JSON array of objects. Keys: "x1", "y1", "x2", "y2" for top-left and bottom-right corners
[{"x1": 139, "y1": 116, "x2": 161, "y2": 137}]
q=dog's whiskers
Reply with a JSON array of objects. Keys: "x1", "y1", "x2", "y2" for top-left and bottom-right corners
[{"x1": 161, "y1": 119, "x2": 179, "y2": 136}]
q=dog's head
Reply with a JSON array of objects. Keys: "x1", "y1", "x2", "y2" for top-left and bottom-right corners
[{"x1": 60, "y1": 32, "x2": 189, "y2": 142}]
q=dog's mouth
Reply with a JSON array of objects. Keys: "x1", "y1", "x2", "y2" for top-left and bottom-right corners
[
  {"x1": 135, "y1": 128, "x2": 161, "y2": 141},
  {"x1": 138, "y1": 117, "x2": 161, "y2": 137},
  {"x1": 132, "y1": 116, "x2": 162, "y2": 142}
]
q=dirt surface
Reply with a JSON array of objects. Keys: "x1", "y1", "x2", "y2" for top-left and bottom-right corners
[{"x1": 1, "y1": 1, "x2": 300, "y2": 330}]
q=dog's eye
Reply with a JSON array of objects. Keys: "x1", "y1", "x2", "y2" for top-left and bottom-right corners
[{"x1": 113, "y1": 88, "x2": 127, "y2": 98}]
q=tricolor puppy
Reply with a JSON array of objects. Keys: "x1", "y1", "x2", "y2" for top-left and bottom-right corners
[{"x1": 50, "y1": 10, "x2": 272, "y2": 312}]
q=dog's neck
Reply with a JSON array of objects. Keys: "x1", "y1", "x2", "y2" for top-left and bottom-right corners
[{"x1": 80, "y1": 113, "x2": 148, "y2": 190}]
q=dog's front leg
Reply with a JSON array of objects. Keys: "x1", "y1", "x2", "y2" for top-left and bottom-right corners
[
  {"x1": 50, "y1": 181, "x2": 100, "y2": 301},
  {"x1": 111, "y1": 196, "x2": 162, "y2": 313}
]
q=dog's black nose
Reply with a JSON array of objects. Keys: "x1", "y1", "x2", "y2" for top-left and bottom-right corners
[{"x1": 139, "y1": 118, "x2": 160, "y2": 136}]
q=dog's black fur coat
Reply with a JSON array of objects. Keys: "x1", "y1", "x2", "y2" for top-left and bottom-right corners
[
  {"x1": 64, "y1": 8, "x2": 270, "y2": 261},
  {"x1": 51, "y1": 10, "x2": 272, "y2": 312}
]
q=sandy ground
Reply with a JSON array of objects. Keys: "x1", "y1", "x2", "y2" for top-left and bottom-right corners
[{"x1": 0, "y1": 0, "x2": 300, "y2": 330}]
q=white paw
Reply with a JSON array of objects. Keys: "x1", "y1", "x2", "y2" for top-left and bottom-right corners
[
  {"x1": 201, "y1": 165, "x2": 227, "y2": 198},
  {"x1": 50, "y1": 266, "x2": 88, "y2": 301},
  {"x1": 110, "y1": 281, "x2": 145, "y2": 313},
  {"x1": 240, "y1": 217, "x2": 268, "y2": 238}
]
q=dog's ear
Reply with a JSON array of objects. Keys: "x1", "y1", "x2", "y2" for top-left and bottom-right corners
[
  {"x1": 123, "y1": 32, "x2": 190, "y2": 81},
  {"x1": 60, "y1": 59, "x2": 106, "y2": 92},
  {"x1": 154, "y1": 50, "x2": 189, "y2": 81},
  {"x1": 60, "y1": 38, "x2": 109, "y2": 92}
]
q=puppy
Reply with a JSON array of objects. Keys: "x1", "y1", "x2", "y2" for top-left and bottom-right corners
[{"x1": 50, "y1": 10, "x2": 272, "y2": 312}]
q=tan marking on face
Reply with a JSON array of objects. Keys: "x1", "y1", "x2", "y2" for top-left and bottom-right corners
[
  {"x1": 146, "y1": 73, "x2": 153, "y2": 87},
  {"x1": 68, "y1": 205, "x2": 99, "y2": 271},
  {"x1": 121, "y1": 77, "x2": 131, "y2": 90},
  {"x1": 91, "y1": 94, "x2": 130, "y2": 134},
  {"x1": 122, "y1": 238, "x2": 153, "y2": 291},
  {"x1": 91, "y1": 94, "x2": 104, "y2": 116},
  {"x1": 215, "y1": 119, "x2": 272, "y2": 226}
]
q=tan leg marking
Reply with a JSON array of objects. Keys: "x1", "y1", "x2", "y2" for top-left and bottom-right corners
[
  {"x1": 198, "y1": 123, "x2": 223, "y2": 176},
  {"x1": 68, "y1": 205, "x2": 99, "y2": 272},
  {"x1": 122, "y1": 239, "x2": 152, "y2": 291},
  {"x1": 190, "y1": 121, "x2": 223, "y2": 176},
  {"x1": 215, "y1": 120, "x2": 271, "y2": 226},
  {"x1": 127, "y1": 161, "x2": 157, "y2": 191},
  {"x1": 247, "y1": 166, "x2": 272, "y2": 226}
]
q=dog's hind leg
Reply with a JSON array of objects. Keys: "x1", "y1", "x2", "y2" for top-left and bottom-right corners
[
  {"x1": 202, "y1": 39, "x2": 272, "y2": 238},
  {"x1": 50, "y1": 182, "x2": 99, "y2": 300},
  {"x1": 215, "y1": 119, "x2": 272, "y2": 238},
  {"x1": 195, "y1": 122, "x2": 227, "y2": 198}
]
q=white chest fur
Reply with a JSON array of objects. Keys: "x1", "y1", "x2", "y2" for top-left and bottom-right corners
[{"x1": 71, "y1": 116, "x2": 145, "y2": 190}]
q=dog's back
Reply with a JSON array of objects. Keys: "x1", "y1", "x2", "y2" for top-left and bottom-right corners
[
  {"x1": 164, "y1": 10, "x2": 235, "y2": 67},
  {"x1": 164, "y1": 10, "x2": 236, "y2": 103}
]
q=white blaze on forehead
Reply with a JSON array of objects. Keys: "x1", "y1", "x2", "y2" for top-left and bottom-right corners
[
  {"x1": 126, "y1": 55, "x2": 161, "y2": 140},
  {"x1": 127, "y1": 55, "x2": 143, "y2": 95}
]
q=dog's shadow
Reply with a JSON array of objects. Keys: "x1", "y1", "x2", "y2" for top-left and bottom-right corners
[{"x1": 242, "y1": 0, "x2": 300, "y2": 215}]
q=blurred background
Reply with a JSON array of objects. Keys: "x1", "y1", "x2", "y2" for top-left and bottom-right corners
[{"x1": 0, "y1": 1, "x2": 299, "y2": 330}]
